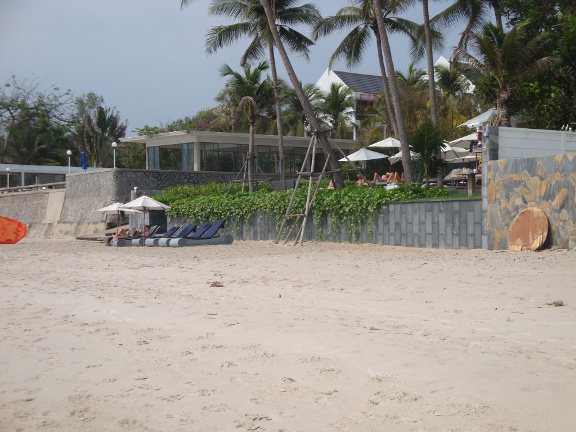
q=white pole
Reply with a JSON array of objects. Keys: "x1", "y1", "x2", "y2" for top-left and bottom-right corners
[
  {"x1": 5, "y1": 168, "x2": 9, "y2": 188},
  {"x1": 112, "y1": 142, "x2": 118, "y2": 169},
  {"x1": 66, "y1": 150, "x2": 72, "y2": 174}
]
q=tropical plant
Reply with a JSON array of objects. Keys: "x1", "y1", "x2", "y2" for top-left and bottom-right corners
[
  {"x1": 201, "y1": 0, "x2": 321, "y2": 190},
  {"x1": 318, "y1": 83, "x2": 355, "y2": 139},
  {"x1": 217, "y1": 61, "x2": 276, "y2": 193},
  {"x1": 395, "y1": 63, "x2": 428, "y2": 138},
  {"x1": 454, "y1": 22, "x2": 557, "y2": 126},
  {"x1": 410, "y1": 121, "x2": 445, "y2": 185},
  {"x1": 434, "y1": 60, "x2": 471, "y2": 138},
  {"x1": 282, "y1": 82, "x2": 323, "y2": 136},
  {"x1": 72, "y1": 105, "x2": 127, "y2": 168},
  {"x1": 369, "y1": 0, "x2": 414, "y2": 182}
]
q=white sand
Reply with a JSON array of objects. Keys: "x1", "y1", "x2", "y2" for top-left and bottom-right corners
[{"x1": 1, "y1": 238, "x2": 575, "y2": 431}]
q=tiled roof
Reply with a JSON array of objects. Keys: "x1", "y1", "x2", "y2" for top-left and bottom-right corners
[{"x1": 333, "y1": 71, "x2": 383, "y2": 94}]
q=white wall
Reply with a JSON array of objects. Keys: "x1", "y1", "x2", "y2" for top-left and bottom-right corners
[{"x1": 497, "y1": 127, "x2": 576, "y2": 159}]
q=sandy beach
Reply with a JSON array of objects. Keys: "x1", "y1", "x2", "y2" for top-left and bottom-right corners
[{"x1": 1, "y1": 238, "x2": 575, "y2": 431}]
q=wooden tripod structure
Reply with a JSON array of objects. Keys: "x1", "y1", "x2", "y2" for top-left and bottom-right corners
[
  {"x1": 274, "y1": 132, "x2": 365, "y2": 246},
  {"x1": 226, "y1": 154, "x2": 271, "y2": 195}
]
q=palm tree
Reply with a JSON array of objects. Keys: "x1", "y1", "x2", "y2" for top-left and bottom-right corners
[
  {"x1": 259, "y1": 0, "x2": 345, "y2": 187},
  {"x1": 282, "y1": 82, "x2": 323, "y2": 137},
  {"x1": 312, "y1": 0, "x2": 418, "y2": 139},
  {"x1": 79, "y1": 106, "x2": 127, "y2": 168},
  {"x1": 395, "y1": 63, "x2": 428, "y2": 138},
  {"x1": 319, "y1": 83, "x2": 355, "y2": 139},
  {"x1": 435, "y1": 60, "x2": 470, "y2": 138},
  {"x1": 454, "y1": 23, "x2": 557, "y2": 126},
  {"x1": 410, "y1": 121, "x2": 445, "y2": 186},
  {"x1": 182, "y1": 0, "x2": 344, "y2": 187},
  {"x1": 203, "y1": 0, "x2": 321, "y2": 191},
  {"x1": 217, "y1": 61, "x2": 275, "y2": 192},
  {"x1": 370, "y1": 0, "x2": 414, "y2": 182}
]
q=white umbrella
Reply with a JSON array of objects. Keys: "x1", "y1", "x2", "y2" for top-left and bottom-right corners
[
  {"x1": 449, "y1": 133, "x2": 478, "y2": 148},
  {"x1": 446, "y1": 154, "x2": 478, "y2": 163},
  {"x1": 95, "y1": 202, "x2": 142, "y2": 231},
  {"x1": 441, "y1": 143, "x2": 470, "y2": 160},
  {"x1": 120, "y1": 194, "x2": 170, "y2": 242},
  {"x1": 368, "y1": 137, "x2": 402, "y2": 149},
  {"x1": 390, "y1": 150, "x2": 419, "y2": 164},
  {"x1": 339, "y1": 148, "x2": 389, "y2": 162}
]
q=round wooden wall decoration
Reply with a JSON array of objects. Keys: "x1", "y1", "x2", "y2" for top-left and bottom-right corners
[{"x1": 507, "y1": 207, "x2": 548, "y2": 251}]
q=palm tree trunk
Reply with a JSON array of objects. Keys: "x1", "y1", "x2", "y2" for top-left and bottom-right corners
[
  {"x1": 268, "y1": 44, "x2": 286, "y2": 191},
  {"x1": 371, "y1": 0, "x2": 413, "y2": 183},
  {"x1": 248, "y1": 121, "x2": 255, "y2": 193},
  {"x1": 374, "y1": 31, "x2": 398, "y2": 138},
  {"x1": 499, "y1": 87, "x2": 510, "y2": 127},
  {"x1": 422, "y1": 0, "x2": 439, "y2": 127},
  {"x1": 260, "y1": 0, "x2": 344, "y2": 188}
]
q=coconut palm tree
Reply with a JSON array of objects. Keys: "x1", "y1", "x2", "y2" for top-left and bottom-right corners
[
  {"x1": 435, "y1": 60, "x2": 470, "y2": 138},
  {"x1": 319, "y1": 83, "x2": 355, "y2": 139},
  {"x1": 454, "y1": 22, "x2": 557, "y2": 127},
  {"x1": 217, "y1": 61, "x2": 275, "y2": 192},
  {"x1": 182, "y1": 0, "x2": 344, "y2": 187},
  {"x1": 395, "y1": 63, "x2": 428, "y2": 139},
  {"x1": 369, "y1": 0, "x2": 414, "y2": 182},
  {"x1": 282, "y1": 82, "x2": 323, "y2": 137},
  {"x1": 312, "y1": 0, "x2": 419, "y2": 139},
  {"x1": 203, "y1": 0, "x2": 321, "y2": 190},
  {"x1": 80, "y1": 106, "x2": 127, "y2": 168}
]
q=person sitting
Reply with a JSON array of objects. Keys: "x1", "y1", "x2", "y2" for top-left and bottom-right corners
[
  {"x1": 356, "y1": 174, "x2": 369, "y2": 186},
  {"x1": 327, "y1": 178, "x2": 335, "y2": 190},
  {"x1": 130, "y1": 225, "x2": 151, "y2": 238},
  {"x1": 113, "y1": 227, "x2": 130, "y2": 239},
  {"x1": 373, "y1": 172, "x2": 390, "y2": 184}
]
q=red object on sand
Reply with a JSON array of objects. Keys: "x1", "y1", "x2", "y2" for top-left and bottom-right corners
[{"x1": 0, "y1": 216, "x2": 27, "y2": 244}]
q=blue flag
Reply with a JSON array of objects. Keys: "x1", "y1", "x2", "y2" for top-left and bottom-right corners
[{"x1": 81, "y1": 152, "x2": 88, "y2": 171}]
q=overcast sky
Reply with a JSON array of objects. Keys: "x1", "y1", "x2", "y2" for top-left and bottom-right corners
[{"x1": 1, "y1": 0, "x2": 461, "y2": 135}]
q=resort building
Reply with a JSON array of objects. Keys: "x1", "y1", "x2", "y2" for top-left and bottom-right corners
[{"x1": 120, "y1": 130, "x2": 356, "y2": 174}]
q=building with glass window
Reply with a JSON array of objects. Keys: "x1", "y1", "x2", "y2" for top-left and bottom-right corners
[{"x1": 120, "y1": 130, "x2": 356, "y2": 174}]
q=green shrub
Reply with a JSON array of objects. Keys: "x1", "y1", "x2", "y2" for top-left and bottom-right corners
[{"x1": 155, "y1": 182, "x2": 449, "y2": 240}]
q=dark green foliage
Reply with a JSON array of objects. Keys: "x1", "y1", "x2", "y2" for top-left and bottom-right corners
[{"x1": 155, "y1": 181, "x2": 449, "y2": 240}]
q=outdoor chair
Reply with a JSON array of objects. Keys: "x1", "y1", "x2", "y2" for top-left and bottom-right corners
[
  {"x1": 145, "y1": 225, "x2": 180, "y2": 246},
  {"x1": 169, "y1": 220, "x2": 233, "y2": 247},
  {"x1": 156, "y1": 223, "x2": 197, "y2": 247}
]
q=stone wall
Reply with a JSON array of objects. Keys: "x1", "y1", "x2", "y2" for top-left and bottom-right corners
[
  {"x1": 485, "y1": 154, "x2": 576, "y2": 250},
  {"x1": 174, "y1": 198, "x2": 484, "y2": 249}
]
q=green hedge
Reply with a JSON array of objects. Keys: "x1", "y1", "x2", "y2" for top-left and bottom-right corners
[{"x1": 155, "y1": 181, "x2": 449, "y2": 236}]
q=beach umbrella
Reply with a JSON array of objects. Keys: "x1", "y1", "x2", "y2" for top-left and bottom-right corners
[
  {"x1": 339, "y1": 148, "x2": 389, "y2": 162},
  {"x1": 96, "y1": 202, "x2": 142, "y2": 231},
  {"x1": 389, "y1": 150, "x2": 419, "y2": 164},
  {"x1": 441, "y1": 143, "x2": 470, "y2": 160},
  {"x1": 368, "y1": 137, "x2": 402, "y2": 149},
  {"x1": 339, "y1": 148, "x2": 388, "y2": 170},
  {"x1": 449, "y1": 133, "x2": 478, "y2": 149},
  {"x1": 120, "y1": 194, "x2": 170, "y2": 242}
]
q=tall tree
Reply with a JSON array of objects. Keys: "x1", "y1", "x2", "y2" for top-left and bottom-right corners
[
  {"x1": 319, "y1": 83, "x2": 355, "y2": 139},
  {"x1": 435, "y1": 60, "x2": 470, "y2": 138},
  {"x1": 312, "y1": 0, "x2": 418, "y2": 139},
  {"x1": 282, "y1": 82, "x2": 323, "y2": 137},
  {"x1": 454, "y1": 22, "x2": 557, "y2": 126},
  {"x1": 199, "y1": 0, "x2": 321, "y2": 191},
  {"x1": 395, "y1": 63, "x2": 428, "y2": 139},
  {"x1": 370, "y1": 0, "x2": 414, "y2": 182},
  {"x1": 217, "y1": 61, "x2": 275, "y2": 192}
]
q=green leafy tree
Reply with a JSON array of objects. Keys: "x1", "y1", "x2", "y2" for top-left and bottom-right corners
[
  {"x1": 318, "y1": 83, "x2": 355, "y2": 139},
  {"x1": 395, "y1": 63, "x2": 428, "y2": 139},
  {"x1": 217, "y1": 61, "x2": 276, "y2": 193},
  {"x1": 435, "y1": 60, "x2": 472, "y2": 138},
  {"x1": 455, "y1": 22, "x2": 557, "y2": 126},
  {"x1": 410, "y1": 121, "x2": 445, "y2": 185},
  {"x1": 282, "y1": 82, "x2": 323, "y2": 137},
  {"x1": 196, "y1": 0, "x2": 321, "y2": 190}
]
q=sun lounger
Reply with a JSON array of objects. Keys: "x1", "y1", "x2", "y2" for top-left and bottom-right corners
[
  {"x1": 144, "y1": 225, "x2": 180, "y2": 246},
  {"x1": 105, "y1": 225, "x2": 161, "y2": 247},
  {"x1": 156, "y1": 223, "x2": 198, "y2": 247},
  {"x1": 170, "y1": 219, "x2": 233, "y2": 247}
]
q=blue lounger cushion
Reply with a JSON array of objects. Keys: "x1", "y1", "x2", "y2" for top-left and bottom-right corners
[
  {"x1": 145, "y1": 226, "x2": 180, "y2": 246},
  {"x1": 170, "y1": 220, "x2": 232, "y2": 247},
  {"x1": 157, "y1": 224, "x2": 198, "y2": 247}
]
